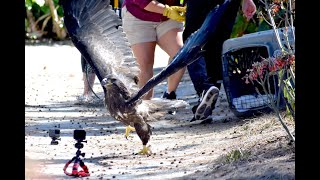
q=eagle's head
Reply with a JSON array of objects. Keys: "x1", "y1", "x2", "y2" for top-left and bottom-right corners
[
  {"x1": 101, "y1": 74, "x2": 131, "y2": 101},
  {"x1": 101, "y1": 74, "x2": 118, "y2": 89}
]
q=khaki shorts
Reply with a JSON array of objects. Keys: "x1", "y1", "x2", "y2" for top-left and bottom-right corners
[{"x1": 122, "y1": 7, "x2": 184, "y2": 45}]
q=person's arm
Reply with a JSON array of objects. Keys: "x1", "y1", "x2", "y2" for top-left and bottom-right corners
[
  {"x1": 144, "y1": 0, "x2": 166, "y2": 14},
  {"x1": 145, "y1": 0, "x2": 186, "y2": 22},
  {"x1": 242, "y1": 0, "x2": 256, "y2": 20},
  {"x1": 130, "y1": 0, "x2": 169, "y2": 14},
  {"x1": 130, "y1": 0, "x2": 186, "y2": 22}
]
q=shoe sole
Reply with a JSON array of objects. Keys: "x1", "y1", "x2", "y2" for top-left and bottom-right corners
[{"x1": 194, "y1": 86, "x2": 219, "y2": 120}]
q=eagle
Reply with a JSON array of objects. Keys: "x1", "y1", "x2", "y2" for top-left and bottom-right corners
[{"x1": 60, "y1": 0, "x2": 229, "y2": 155}]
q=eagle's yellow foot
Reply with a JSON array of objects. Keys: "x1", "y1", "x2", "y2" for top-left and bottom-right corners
[
  {"x1": 125, "y1": 125, "x2": 135, "y2": 139},
  {"x1": 138, "y1": 145, "x2": 152, "y2": 155}
]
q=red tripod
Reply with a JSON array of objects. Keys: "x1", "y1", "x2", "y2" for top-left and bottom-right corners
[{"x1": 63, "y1": 142, "x2": 90, "y2": 177}]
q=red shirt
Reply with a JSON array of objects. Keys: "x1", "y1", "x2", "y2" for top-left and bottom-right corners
[{"x1": 123, "y1": 0, "x2": 169, "y2": 22}]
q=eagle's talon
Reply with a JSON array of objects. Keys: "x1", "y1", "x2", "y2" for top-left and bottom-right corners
[
  {"x1": 125, "y1": 125, "x2": 136, "y2": 139},
  {"x1": 138, "y1": 145, "x2": 152, "y2": 155}
]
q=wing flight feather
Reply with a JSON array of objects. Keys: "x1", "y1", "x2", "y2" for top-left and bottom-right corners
[{"x1": 61, "y1": 0, "x2": 140, "y2": 93}]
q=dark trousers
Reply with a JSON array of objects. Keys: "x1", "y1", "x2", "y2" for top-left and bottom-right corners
[{"x1": 183, "y1": 0, "x2": 241, "y2": 96}]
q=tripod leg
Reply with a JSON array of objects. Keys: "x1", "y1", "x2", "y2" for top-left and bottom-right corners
[
  {"x1": 64, "y1": 157, "x2": 83, "y2": 176},
  {"x1": 77, "y1": 160, "x2": 90, "y2": 177},
  {"x1": 71, "y1": 158, "x2": 80, "y2": 176},
  {"x1": 63, "y1": 157, "x2": 77, "y2": 176}
]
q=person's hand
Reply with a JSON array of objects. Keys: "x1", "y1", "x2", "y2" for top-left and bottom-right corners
[
  {"x1": 242, "y1": 0, "x2": 256, "y2": 21},
  {"x1": 163, "y1": 5, "x2": 186, "y2": 22}
]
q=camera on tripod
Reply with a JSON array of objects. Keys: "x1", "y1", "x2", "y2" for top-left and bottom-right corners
[
  {"x1": 49, "y1": 129, "x2": 61, "y2": 145},
  {"x1": 63, "y1": 129, "x2": 90, "y2": 177},
  {"x1": 73, "y1": 129, "x2": 87, "y2": 149}
]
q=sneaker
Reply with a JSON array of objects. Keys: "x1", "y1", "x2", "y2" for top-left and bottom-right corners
[
  {"x1": 76, "y1": 94, "x2": 102, "y2": 105},
  {"x1": 162, "y1": 91, "x2": 177, "y2": 114},
  {"x1": 76, "y1": 94, "x2": 94, "y2": 104},
  {"x1": 194, "y1": 86, "x2": 219, "y2": 120},
  {"x1": 162, "y1": 91, "x2": 176, "y2": 100}
]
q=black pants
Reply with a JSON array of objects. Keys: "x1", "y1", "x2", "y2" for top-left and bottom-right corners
[{"x1": 183, "y1": 0, "x2": 241, "y2": 96}]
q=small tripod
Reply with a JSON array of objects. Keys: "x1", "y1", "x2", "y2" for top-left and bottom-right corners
[
  {"x1": 50, "y1": 137, "x2": 61, "y2": 145},
  {"x1": 63, "y1": 141, "x2": 90, "y2": 177},
  {"x1": 49, "y1": 129, "x2": 61, "y2": 145}
]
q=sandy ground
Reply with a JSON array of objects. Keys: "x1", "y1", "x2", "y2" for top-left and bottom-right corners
[{"x1": 25, "y1": 43, "x2": 295, "y2": 180}]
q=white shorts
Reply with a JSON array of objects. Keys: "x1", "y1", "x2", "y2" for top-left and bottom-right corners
[{"x1": 121, "y1": 7, "x2": 184, "y2": 45}]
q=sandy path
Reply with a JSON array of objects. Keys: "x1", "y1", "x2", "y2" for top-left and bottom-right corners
[{"x1": 25, "y1": 43, "x2": 295, "y2": 180}]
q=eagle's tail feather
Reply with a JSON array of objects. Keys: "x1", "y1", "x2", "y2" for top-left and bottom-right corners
[{"x1": 141, "y1": 99, "x2": 189, "y2": 113}]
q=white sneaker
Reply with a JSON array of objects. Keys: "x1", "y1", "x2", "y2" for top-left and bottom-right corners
[{"x1": 76, "y1": 95, "x2": 94, "y2": 104}]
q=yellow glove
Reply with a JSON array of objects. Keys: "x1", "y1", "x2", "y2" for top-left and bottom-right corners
[{"x1": 163, "y1": 5, "x2": 186, "y2": 22}]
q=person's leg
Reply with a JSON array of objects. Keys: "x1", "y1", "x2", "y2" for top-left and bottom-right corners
[
  {"x1": 183, "y1": 0, "x2": 217, "y2": 119},
  {"x1": 203, "y1": 0, "x2": 242, "y2": 89},
  {"x1": 131, "y1": 42, "x2": 157, "y2": 100},
  {"x1": 186, "y1": 57, "x2": 213, "y2": 97},
  {"x1": 83, "y1": 73, "x2": 96, "y2": 96},
  {"x1": 158, "y1": 28, "x2": 185, "y2": 96},
  {"x1": 183, "y1": 0, "x2": 241, "y2": 120},
  {"x1": 194, "y1": 0, "x2": 242, "y2": 120},
  {"x1": 79, "y1": 55, "x2": 96, "y2": 101},
  {"x1": 184, "y1": 0, "x2": 238, "y2": 91},
  {"x1": 156, "y1": 19, "x2": 185, "y2": 99},
  {"x1": 183, "y1": 0, "x2": 217, "y2": 97},
  {"x1": 122, "y1": 7, "x2": 158, "y2": 100}
]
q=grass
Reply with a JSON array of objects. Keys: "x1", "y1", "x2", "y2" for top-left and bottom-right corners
[{"x1": 224, "y1": 148, "x2": 251, "y2": 164}]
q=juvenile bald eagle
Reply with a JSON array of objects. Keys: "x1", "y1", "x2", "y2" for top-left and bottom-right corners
[{"x1": 61, "y1": 0, "x2": 228, "y2": 154}]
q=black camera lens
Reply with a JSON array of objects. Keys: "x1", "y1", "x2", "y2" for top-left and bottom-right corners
[{"x1": 73, "y1": 129, "x2": 86, "y2": 140}]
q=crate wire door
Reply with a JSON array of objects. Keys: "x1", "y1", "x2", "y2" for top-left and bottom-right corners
[{"x1": 222, "y1": 46, "x2": 279, "y2": 117}]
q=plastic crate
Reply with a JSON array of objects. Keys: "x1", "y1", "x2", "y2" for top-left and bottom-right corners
[{"x1": 221, "y1": 28, "x2": 294, "y2": 117}]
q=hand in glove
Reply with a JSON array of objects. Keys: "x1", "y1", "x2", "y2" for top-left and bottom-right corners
[{"x1": 163, "y1": 5, "x2": 186, "y2": 22}]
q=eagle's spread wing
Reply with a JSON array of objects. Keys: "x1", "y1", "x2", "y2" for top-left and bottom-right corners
[
  {"x1": 126, "y1": 0, "x2": 231, "y2": 105},
  {"x1": 61, "y1": 0, "x2": 140, "y2": 94}
]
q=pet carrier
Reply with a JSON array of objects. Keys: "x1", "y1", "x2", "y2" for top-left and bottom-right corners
[{"x1": 222, "y1": 27, "x2": 294, "y2": 117}]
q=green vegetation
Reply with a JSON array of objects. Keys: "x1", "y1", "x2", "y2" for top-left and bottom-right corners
[
  {"x1": 25, "y1": 0, "x2": 67, "y2": 40},
  {"x1": 225, "y1": 148, "x2": 251, "y2": 163}
]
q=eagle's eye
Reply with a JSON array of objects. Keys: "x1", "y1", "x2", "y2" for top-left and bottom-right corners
[{"x1": 109, "y1": 78, "x2": 117, "y2": 83}]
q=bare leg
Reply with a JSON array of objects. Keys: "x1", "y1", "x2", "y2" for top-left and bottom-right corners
[
  {"x1": 83, "y1": 72, "x2": 96, "y2": 96},
  {"x1": 131, "y1": 42, "x2": 157, "y2": 100},
  {"x1": 158, "y1": 29, "x2": 185, "y2": 94}
]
